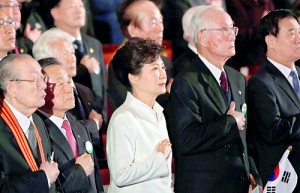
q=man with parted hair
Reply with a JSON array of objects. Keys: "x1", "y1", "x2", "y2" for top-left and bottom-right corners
[
  {"x1": 33, "y1": 28, "x2": 106, "y2": 160},
  {"x1": 108, "y1": 0, "x2": 174, "y2": 111},
  {"x1": 167, "y1": 5, "x2": 261, "y2": 193},
  {"x1": 247, "y1": 9, "x2": 300, "y2": 192},
  {"x1": 0, "y1": 54, "x2": 59, "y2": 193}
]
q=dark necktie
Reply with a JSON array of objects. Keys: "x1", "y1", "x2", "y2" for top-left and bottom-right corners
[
  {"x1": 73, "y1": 40, "x2": 85, "y2": 62},
  {"x1": 290, "y1": 70, "x2": 300, "y2": 99},
  {"x1": 220, "y1": 71, "x2": 229, "y2": 92},
  {"x1": 62, "y1": 120, "x2": 78, "y2": 158},
  {"x1": 73, "y1": 87, "x2": 87, "y2": 119},
  {"x1": 28, "y1": 121, "x2": 39, "y2": 159}
]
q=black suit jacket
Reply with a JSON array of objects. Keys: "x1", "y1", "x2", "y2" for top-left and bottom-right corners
[
  {"x1": 108, "y1": 55, "x2": 174, "y2": 111},
  {"x1": 173, "y1": 47, "x2": 198, "y2": 76},
  {"x1": 248, "y1": 60, "x2": 300, "y2": 192},
  {"x1": 69, "y1": 83, "x2": 105, "y2": 159},
  {"x1": 0, "y1": 113, "x2": 55, "y2": 193},
  {"x1": 166, "y1": 56, "x2": 250, "y2": 193},
  {"x1": 73, "y1": 33, "x2": 107, "y2": 122},
  {"x1": 38, "y1": 112, "x2": 104, "y2": 193}
]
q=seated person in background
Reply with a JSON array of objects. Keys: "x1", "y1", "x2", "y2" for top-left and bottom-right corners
[
  {"x1": 108, "y1": 0, "x2": 174, "y2": 111},
  {"x1": 0, "y1": 54, "x2": 59, "y2": 193},
  {"x1": 106, "y1": 37, "x2": 172, "y2": 193},
  {"x1": 37, "y1": 57, "x2": 104, "y2": 193},
  {"x1": 173, "y1": 5, "x2": 206, "y2": 76}
]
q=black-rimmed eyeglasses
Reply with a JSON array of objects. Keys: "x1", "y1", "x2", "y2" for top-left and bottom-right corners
[{"x1": 200, "y1": 27, "x2": 239, "y2": 37}]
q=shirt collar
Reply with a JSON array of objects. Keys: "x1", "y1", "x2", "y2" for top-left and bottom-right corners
[
  {"x1": 198, "y1": 53, "x2": 224, "y2": 84},
  {"x1": 267, "y1": 57, "x2": 297, "y2": 79},
  {"x1": 38, "y1": 110, "x2": 67, "y2": 129},
  {"x1": 5, "y1": 100, "x2": 33, "y2": 136},
  {"x1": 188, "y1": 44, "x2": 198, "y2": 55},
  {"x1": 125, "y1": 92, "x2": 164, "y2": 121}
]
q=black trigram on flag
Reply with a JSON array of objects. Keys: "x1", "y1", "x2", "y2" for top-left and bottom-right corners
[
  {"x1": 281, "y1": 171, "x2": 291, "y2": 183},
  {"x1": 266, "y1": 186, "x2": 276, "y2": 193}
]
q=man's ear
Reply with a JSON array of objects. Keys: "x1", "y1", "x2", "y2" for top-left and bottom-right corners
[
  {"x1": 50, "y1": 8, "x2": 58, "y2": 21},
  {"x1": 6, "y1": 81, "x2": 17, "y2": 98},
  {"x1": 127, "y1": 23, "x2": 138, "y2": 37},
  {"x1": 265, "y1": 35, "x2": 274, "y2": 48},
  {"x1": 198, "y1": 31, "x2": 207, "y2": 47}
]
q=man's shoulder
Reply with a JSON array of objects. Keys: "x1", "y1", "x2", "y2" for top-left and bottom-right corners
[{"x1": 81, "y1": 33, "x2": 102, "y2": 46}]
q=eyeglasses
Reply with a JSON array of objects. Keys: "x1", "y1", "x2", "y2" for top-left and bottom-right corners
[
  {"x1": 200, "y1": 27, "x2": 239, "y2": 37},
  {"x1": 0, "y1": 17, "x2": 16, "y2": 29},
  {"x1": 10, "y1": 74, "x2": 49, "y2": 87},
  {"x1": 0, "y1": 2, "x2": 22, "y2": 10}
]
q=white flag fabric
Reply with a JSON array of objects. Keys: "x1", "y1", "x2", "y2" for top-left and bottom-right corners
[{"x1": 263, "y1": 146, "x2": 298, "y2": 193}]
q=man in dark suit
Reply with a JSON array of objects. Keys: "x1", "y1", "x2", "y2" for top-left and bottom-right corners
[
  {"x1": 108, "y1": 0, "x2": 174, "y2": 111},
  {"x1": 166, "y1": 5, "x2": 260, "y2": 193},
  {"x1": 32, "y1": 28, "x2": 105, "y2": 159},
  {"x1": 49, "y1": 0, "x2": 107, "y2": 122},
  {"x1": 247, "y1": 9, "x2": 300, "y2": 191},
  {"x1": 0, "y1": 54, "x2": 59, "y2": 193},
  {"x1": 38, "y1": 57, "x2": 104, "y2": 193}
]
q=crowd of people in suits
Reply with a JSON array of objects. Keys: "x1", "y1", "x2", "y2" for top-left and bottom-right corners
[{"x1": 0, "y1": 0, "x2": 300, "y2": 193}]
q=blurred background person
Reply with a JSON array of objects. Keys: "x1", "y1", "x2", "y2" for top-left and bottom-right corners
[
  {"x1": 162, "y1": 0, "x2": 225, "y2": 61},
  {"x1": 0, "y1": 12, "x2": 16, "y2": 60},
  {"x1": 108, "y1": 0, "x2": 174, "y2": 112},
  {"x1": 173, "y1": 5, "x2": 206, "y2": 76},
  {"x1": 49, "y1": 0, "x2": 107, "y2": 123},
  {"x1": 107, "y1": 37, "x2": 172, "y2": 193}
]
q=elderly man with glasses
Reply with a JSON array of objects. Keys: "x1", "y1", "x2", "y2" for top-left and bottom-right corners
[
  {"x1": 0, "y1": 54, "x2": 60, "y2": 193},
  {"x1": 166, "y1": 5, "x2": 262, "y2": 193}
]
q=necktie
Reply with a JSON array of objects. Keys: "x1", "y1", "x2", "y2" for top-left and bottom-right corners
[
  {"x1": 62, "y1": 120, "x2": 78, "y2": 158},
  {"x1": 73, "y1": 40, "x2": 85, "y2": 62},
  {"x1": 28, "y1": 121, "x2": 39, "y2": 159},
  {"x1": 220, "y1": 71, "x2": 229, "y2": 92},
  {"x1": 290, "y1": 70, "x2": 300, "y2": 99},
  {"x1": 73, "y1": 87, "x2": 87, "y2": 119}
]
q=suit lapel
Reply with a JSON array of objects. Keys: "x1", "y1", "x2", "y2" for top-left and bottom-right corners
[
  {"x1": 225, "y1": 66, "x2": 243, "y2": 110},
  {"x1": 194, "y1": 58, "x2": 227, "y2": 113},
  {"x1": 38, "y1": 113, "x2": 75, "y2": 160},
  {"x1": 266, "y1": 62, "x2": 300, "y2": 110},
  {"x1": 32, "y1": 114, "x2": 49, "y2": 163}
]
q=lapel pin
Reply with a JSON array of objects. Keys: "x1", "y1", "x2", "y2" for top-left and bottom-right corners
[
  {"x1": 85, "y1": 141, "x2": 93, "y2": 154},
  {"x1": 242, "y1": 103, "x2": 247, "y2": 115},
  {"x1": 77, "y1": 134, "x2": 80, "y2": 139},
  {"x1": 89, "y1": 48, "x2": 94, "y2": 54},
  {"x1": 238, "y1": 90, "x2": 242, "y2": 95}
]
